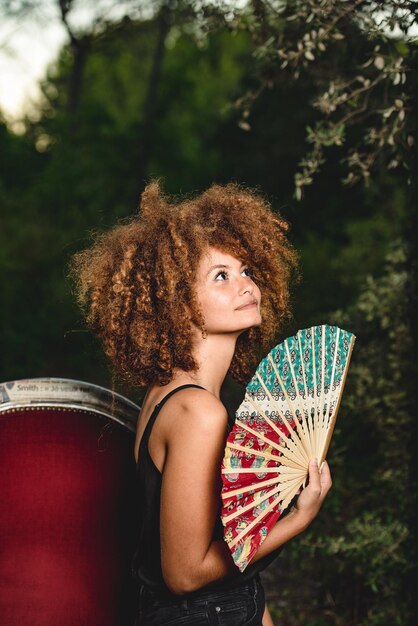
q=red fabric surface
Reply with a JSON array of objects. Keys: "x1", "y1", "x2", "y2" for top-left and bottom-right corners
[{"x1": 0, "y1": 407, "x2": 136, "y2": 626}]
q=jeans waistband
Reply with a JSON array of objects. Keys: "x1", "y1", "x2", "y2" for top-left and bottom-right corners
[{"x1": 138, "y1": 574, "x2": 260, "y2": 608}]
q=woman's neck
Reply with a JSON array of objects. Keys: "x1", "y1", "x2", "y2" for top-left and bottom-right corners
[{"x1": 171, "y1": 331, "x2": 240, "y2": 399}]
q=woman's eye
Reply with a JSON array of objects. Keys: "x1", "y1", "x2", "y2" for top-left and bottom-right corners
[{"x1": 214, "y1": 268, "x2": 253, "y2": 281}]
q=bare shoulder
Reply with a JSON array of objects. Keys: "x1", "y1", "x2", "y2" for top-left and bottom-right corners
[{"x1": 160, "y1": 387, "x2": 229, "y2": 443}]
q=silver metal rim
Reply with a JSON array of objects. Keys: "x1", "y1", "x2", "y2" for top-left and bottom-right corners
[{"x1": 0, "y1": 377, "x2": 140, "y2": 432}]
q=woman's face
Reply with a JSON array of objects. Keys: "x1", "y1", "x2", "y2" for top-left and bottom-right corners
[{"x1": 193, "y1": 246, "x2": 262, "y2": 335}]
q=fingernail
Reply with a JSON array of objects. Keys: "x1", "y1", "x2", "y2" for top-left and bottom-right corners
[{"x1": 311, "y1": 458, "x2": 318, "y2": 467}]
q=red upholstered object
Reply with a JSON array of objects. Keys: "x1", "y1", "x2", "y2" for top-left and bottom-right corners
[{"x1": 0, "y1": 406, "x2": 136, "y2": 626}]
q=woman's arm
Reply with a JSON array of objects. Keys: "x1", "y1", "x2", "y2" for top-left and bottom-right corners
[
  {"x1": 160, "y1": 391, "x2": 332, "y2": 594},
  {"x1": 159, "y1": 391, "x2": 236, "y2": 593}
]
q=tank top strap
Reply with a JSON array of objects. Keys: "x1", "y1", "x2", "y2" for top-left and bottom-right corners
[
  {"x1": 154, "y1": 383, "x2": 206, "y2": 412},
  {"x1": 143, "y1": 384, "x2": 207, "y2": 439}
]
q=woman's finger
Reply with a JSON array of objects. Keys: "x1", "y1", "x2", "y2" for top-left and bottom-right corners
[
  {"x1": 319, "y1": 460, "x2": 332, "y2": 492},
  {"x1": 307, "y1": 458, "x2": 321, "y2": 494}
]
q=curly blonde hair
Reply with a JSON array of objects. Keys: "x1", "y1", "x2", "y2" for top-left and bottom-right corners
[{"x1": 69, "y1": 181, "x2": 299, "y2": 387}]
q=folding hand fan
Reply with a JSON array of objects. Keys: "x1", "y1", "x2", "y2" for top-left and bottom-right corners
[{"x1": 221, "y1": 324, "x2": 355, "y2": 572}]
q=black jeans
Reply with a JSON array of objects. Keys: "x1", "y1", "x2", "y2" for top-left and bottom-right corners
[{"x1": 135, "y1": 575, "x2": 265, "y2": 625}]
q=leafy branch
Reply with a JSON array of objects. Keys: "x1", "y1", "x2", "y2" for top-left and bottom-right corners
[{"x1": 228, "y1": 0, "x2": 416, "y2": 198}]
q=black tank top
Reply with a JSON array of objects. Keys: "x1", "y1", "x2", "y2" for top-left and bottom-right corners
[{"x1": 131, "y1": 384, "x2": 284, "y2": 598}]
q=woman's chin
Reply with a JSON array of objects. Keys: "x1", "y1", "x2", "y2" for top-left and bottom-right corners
[{"x1": 237, "y1": 320, "x2": 262, "y2": 334}]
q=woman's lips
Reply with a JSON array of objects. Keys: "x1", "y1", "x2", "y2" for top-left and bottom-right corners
[{"x1": 236, "y1": 302, "x2": 258, "y2": 310}]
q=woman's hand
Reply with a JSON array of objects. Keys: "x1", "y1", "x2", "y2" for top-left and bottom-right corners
[{"x1": 292, "y1": 458, "x2": 332, "y2": 530}]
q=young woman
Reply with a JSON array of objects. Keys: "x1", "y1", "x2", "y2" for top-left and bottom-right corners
[{"x1": 71, "y1": 181, "x2": 332, "y2": 625}]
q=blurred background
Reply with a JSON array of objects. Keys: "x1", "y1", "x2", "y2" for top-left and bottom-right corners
[{"x1": 1, "y1": 1, "x2": 417, "y2": 624}]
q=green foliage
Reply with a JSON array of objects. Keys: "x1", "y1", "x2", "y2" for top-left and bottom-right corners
[
  {"x1": 150, "y1": 28, "x2": 251, "y2": 190},
  {"x1": 228, "y1": 0, "x2": 416, "y2": 198}
]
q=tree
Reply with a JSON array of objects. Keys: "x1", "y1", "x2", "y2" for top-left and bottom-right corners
[{"x1": 221, "y1": 0, "x2": 416, "y2": 198}]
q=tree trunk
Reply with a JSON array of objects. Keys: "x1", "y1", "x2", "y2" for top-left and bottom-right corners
[
  {"x1": 137, "y1": 3, "x2": 171, "y2": 195},
  {"x1": 57, "y1": 1, "x2": 91, "y2": 134},
  {"x1": 68, "y1": 36, "x2": 91, "y2": 132}
]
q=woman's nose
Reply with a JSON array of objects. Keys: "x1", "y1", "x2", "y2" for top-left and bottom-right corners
[{"x1": 239, "y1": 277, "x2": 253, "y2": 295}]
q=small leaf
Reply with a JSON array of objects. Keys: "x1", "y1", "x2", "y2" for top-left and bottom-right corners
[
  {"x1": 238, "y1": 120, "x2": 251, "y2": 131},
  {"x1": 374, "y1": 56, "x2": 385, "y2": 70}
]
